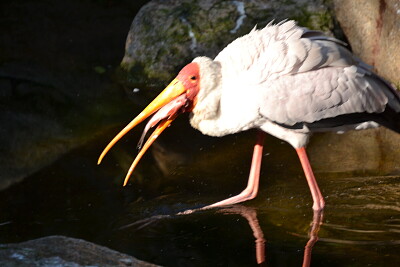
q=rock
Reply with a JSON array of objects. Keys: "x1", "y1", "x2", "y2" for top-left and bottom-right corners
[
  {"x1": 322, "y1": 0, "x2": 400, "y2": 175},
  {"x1": 121, "y1": 0, "x2": 336, "y2": 89},
  {"x1": 0, "y1": 235, "x2": 158, "y2": 266},
  {"x1": 0, "y1": 1, "x2": 139, "y2": 190},
  {"x1": 308, "y1": 128, "x2": 400, "y2": 175},
  {"x1": 333, "y1": 0, "x2": 400, "y2": 85}
]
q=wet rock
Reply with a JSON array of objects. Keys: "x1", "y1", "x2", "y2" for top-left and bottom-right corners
[
  {"x1": 122, "y1": 0, "x2": 336, "y2": 89},
  {"x1": 333, "y1": 0, "x2": 400, "y2": 85},
  {"x1": 308, "y1": 128, "x2": 400, "y2": 175},
  {"x1": 0, "y1": 235, "x2": 158, "y2": 266},
  {"x1": 310, "y1": 0, "x2": 400, "y2": 169}
]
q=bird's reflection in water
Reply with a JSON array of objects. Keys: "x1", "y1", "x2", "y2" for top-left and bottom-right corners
[
  {"x1": 120, "y1": 205, "x2": 324, "y2": 266},
  {"x1": 302, "y1": 210, "x2": 324, "y2": 267},
  {"x1": 217, "y1": 206, "x2": 266, "y2": 264},
  {"x1": 217, "y1": 206, "x2": 324, "y2": 266}
]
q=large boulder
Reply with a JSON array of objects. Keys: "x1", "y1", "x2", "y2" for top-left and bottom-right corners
[
  {"x1": 0, "y1": 1, "x2": 140, "y2": 190},
  {"x1": 333, "y1": 0, "x2": 400, "y2": 85},
  {"x1": 309, "y1": 128, "x2": 400, "y2": 175},
  {"x1": 121, "y1": 0, "x2": 336, "y2": 89}
]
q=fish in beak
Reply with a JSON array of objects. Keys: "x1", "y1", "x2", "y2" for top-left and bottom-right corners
[
  {"x1": 98, "y1": 61, "x2": 200, "y2": 186},
  {"x1": 97, "y1": 78, "x2": 189, "y2": 186}
]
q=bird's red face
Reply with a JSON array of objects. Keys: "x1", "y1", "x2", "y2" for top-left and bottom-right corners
[
  {"x1": 98, "y1": 62, "x2": 201, "y2": 185},
  {"x1": 176, "y1": 62, "x2": 200, "y2": 110}
]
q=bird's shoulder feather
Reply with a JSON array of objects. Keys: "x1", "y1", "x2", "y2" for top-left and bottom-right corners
[{"x1": 215, "y1": 21, "x2": 355, "y2": 79}]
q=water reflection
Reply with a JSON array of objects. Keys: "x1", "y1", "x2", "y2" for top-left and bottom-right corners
[
  {"x1": 1, "y1": 132, "x2": 399, "y2": 266},
  {"x1": 216, "y1": 206, "x2": 266, "y2": 264},
  {"x1": 110, "y1": 170, "x2": 400, "y2": 266},
  {"x1": 302, "y1": 211, "x2": 323, "y2": 267},
  {"x1": 119, "y1": 204, "x2": 325, "y2": 266}
]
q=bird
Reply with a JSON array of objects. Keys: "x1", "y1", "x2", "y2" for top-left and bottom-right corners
[{"x1": 98, "y1": 20, "x2": 400, "y2": 212}]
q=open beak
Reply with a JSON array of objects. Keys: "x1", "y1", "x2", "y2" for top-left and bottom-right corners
[
  {"x1": 137, "y1": 93, "x2": 188, "y2": 150},
  {"x1": 122, "y1": 114, "x2": 178, "y2": 186},
  {"x1": 98, "y1": 78, "x2": 187, "y2": 184}
]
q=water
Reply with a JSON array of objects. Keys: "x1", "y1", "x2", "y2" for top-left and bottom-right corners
[{"x1": 0, "y1": 126, "x2": 399, "y2": 266}]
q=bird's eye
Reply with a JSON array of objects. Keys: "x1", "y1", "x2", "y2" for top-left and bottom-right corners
[{"x1": 190, "y1": 76, "x2": 197, "y2": 81}]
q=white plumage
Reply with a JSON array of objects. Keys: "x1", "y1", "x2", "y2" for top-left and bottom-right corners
[{"x1": 190, "y1": 21, "x2": 399, "y2": 148}]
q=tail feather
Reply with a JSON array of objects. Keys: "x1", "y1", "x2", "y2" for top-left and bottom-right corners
[
  {"x1": 377, "y1": 75, "x2": 400, "y2": 134},
  {"x1": 379, "y1": 106, "x2": 400, "y2": 134}
]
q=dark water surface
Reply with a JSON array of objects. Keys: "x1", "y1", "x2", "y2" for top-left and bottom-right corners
[{"x1": 0, "y1": 125, "x2": 399, "y2": 267}]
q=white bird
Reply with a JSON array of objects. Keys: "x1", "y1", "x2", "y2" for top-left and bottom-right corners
[{"x1": 98, "y1": 20, "x2": 400, "y2": 212}]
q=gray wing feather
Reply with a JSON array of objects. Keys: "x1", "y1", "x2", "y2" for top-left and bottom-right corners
[
  {"x1": 260, "y1": 66, "x2": 397, "y2": 125},
  {"x1": 214, "y1": 20, "x2": 399, "y2": 125},
  {"x1": 300, "y1": 29, "x2": 348, "y2": 46}
]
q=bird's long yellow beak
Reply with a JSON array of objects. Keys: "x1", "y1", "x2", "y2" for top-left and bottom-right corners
[
  {"x1": 122, "y1": 114, "x2": 177, "y2": 186},
  {"x1": 97, "y1": 78, "x2": 185, "y2": 166}
]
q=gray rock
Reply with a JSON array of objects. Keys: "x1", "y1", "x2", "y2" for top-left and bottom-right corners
[
  {"x1": 0, "y1": 1, "x2": 137, "y2": 190},
  {"x1": 0, "y1": 235, "x2": 159, "y2": 267},
  {"x1": 308, "y1": 128, "x2": 400, "y2": 175},
  {"x1": 122, "y1": 0, "x2": 335, "y2": 89},
  {"x1": 333, "y1": 0, "x2": 400, "y2": 85}
]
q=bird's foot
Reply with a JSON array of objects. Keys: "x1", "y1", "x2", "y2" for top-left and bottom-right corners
[
  {"x1": 202, "y1": 189, "x2": 257, "y2": 210},
  {"x1": 177, "y1": 209, "x2": 197, "y2": 215}
]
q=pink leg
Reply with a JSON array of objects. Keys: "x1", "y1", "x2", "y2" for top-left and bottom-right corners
[
  {"x1": 295, "y1": 147, "x2": 325, "y2": 211},
  {"x1": 203, "y1": 131, "x2": 266, "y2": 209}
]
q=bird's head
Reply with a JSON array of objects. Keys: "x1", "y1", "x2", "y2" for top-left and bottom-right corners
[{"x1": 97, "y1": 57, "x2": 221, "y2": 186}]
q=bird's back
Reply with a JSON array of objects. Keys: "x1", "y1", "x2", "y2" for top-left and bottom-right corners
[{"x1": 215, "y1": 20, "x2": 400, "y2": 134}]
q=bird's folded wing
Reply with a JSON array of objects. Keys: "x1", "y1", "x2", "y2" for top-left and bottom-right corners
[
  {"x1": 213, "y1": 20, "x2": 398, "y2": 126},
  {"x1": 258, "y1": 66, "x2": 394, "y2": 126}
]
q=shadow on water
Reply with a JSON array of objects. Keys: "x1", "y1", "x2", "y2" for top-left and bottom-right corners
[{"x1": 0, "y1": 126, "x2": 400, "y2": 266}]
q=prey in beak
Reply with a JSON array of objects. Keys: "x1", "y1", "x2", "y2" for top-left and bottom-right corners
[
  {"x1": 98, "y1": 62, "x2": 200, "y2": 186},
  {"x1": 122, "y1": 94, "x2": 188, "y2": 186}
]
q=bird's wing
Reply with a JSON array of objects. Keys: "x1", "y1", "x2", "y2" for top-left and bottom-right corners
[
  {"x1": 215, "y1": 20, "x2": 399, "y2": 126},
  {"x1": 258, "y1": 65, "x2": 398, "y2": 126}
]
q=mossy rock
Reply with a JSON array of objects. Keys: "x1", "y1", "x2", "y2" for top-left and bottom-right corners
[{"x1": 121, "y1": 0, "x2": 338, "y2": 90}]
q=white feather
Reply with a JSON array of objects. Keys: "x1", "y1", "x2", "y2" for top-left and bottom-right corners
[{"x1": 189, "y1": 20, "x2": 400, "y2": 148}]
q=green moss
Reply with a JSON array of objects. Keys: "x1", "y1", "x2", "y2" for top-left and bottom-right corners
[
  {"x1": 93, "y1": 66, "x2": 106, "y2": 74},
  {"x1": 120, "y1": 61, "x2": 146, "y2": 83},
  {"x1": 291, "y1": 7, "x2": 333, "y2": 32},
  {"x1": 174, "y1": 2, "x2": 197, "y2": 17}
]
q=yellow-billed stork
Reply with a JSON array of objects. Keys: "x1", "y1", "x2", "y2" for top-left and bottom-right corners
[{"x1": 98, "y1": 21, "x2": 400, "y2": 212}]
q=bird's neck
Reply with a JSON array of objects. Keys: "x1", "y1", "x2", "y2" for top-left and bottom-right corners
[
  {"x1": 188, "y1": 57, "x2": 225, "y2": 136},
  {"x1": 188, "y1": 57, "x2": 262, "y2": 137},
  {"x1": 189, "y1": 83, "x2": 223, "y2": 136}
]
